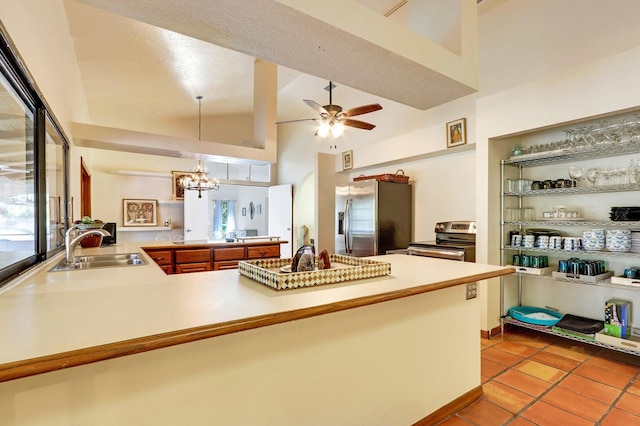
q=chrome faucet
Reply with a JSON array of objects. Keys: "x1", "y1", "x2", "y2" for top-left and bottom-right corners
[{"x1": 65, "y1": 224, "x2": 111, "y2": 264}]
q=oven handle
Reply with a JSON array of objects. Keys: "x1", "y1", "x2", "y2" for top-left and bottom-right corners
[{"x1": 408, "y1": 248, "x2": 466, "y2": 261}]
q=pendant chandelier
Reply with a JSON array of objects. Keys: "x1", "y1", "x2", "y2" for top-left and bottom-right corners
[{"x1": 180, "y1": 96, "x2": 220, "y2": 198}]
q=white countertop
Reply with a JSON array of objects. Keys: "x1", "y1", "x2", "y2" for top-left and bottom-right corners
[{"x1": 0, "y1": 242, "x2": 513, "y2": 377}]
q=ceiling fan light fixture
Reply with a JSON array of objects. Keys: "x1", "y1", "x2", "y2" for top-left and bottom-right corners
[
  {"x1": 331, "y1": 122, "x2": 345, "y2": 138},
  {"x1": 317, "y1": 121, "x2": 331, "y2": 138}
]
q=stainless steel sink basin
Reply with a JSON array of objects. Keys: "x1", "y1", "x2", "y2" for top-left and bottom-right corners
[{"x1": 49, "y1": 252, "x2": 147, "y2": 272}]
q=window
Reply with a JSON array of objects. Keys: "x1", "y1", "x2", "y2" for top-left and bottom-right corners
[
  {"x1": 0, "y1": 64, "x2": 36, "y2": 268},
  {"x1": 45, "y1": 116, "x2": 68, "y2": 252},
  {"x1": 212, "y1": 200, "x2": 237, "y2": 238},
  {"x1": 0, "y1": 28, "x2": 69, "y2": 287}
]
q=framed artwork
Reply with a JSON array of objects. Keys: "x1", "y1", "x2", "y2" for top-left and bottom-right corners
[
  {"x1": 123, "y1": 199, "x2": 158, "y2": 226},
  {"x1": 446, "y1": 118, "x2": 467, "y2": 148},
  {"x1": 172, "y1": 171, "x2": 191, "y2": 200},
  {"x1": 342, "y1": 150, "x2": 353, "y2": 170}
]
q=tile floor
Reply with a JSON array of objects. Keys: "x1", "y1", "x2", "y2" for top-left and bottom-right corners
[{"x1": 438, "y1": 327, "x2": 640, "y2": 425}]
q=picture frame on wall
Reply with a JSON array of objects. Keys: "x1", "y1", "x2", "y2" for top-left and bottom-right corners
[
  {"x1": 172, "y1": 171, "x2": 191, "y2": 200},
  {"x1": 123, "y1": 199, "x2": 158, "y2": 226},
  {"x1": 446, "y1": 118, "x2": 467, "y2": 148},
  {"x1": 342, "y1": 150, "x2": 353, "y2": 170}
]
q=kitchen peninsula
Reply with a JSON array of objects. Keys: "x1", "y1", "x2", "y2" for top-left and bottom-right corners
[{"x1": 0, "y1": 243, "x2": 513, "y2": 426}]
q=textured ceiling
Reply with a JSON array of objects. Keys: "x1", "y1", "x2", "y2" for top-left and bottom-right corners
[{"x1": 62, "y1": 0, "x2": 479, "y2": 157}]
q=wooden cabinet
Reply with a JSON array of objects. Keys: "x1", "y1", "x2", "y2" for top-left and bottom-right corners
[
  {"x1": 144, "y1": 249, "x2": 174, "y2": 274},
  {"x1": 247, "y1": 245, "x2": 280, "y2": 259},
  {"x1": 213, "y1": 247, "x2": 246, "y2": 271},
  {"x1": 175, "y1": 249, "x2": 212, "y2": 274},
  {"x1": 144, "y1": 241, "x2": 283, "y2": 274}
]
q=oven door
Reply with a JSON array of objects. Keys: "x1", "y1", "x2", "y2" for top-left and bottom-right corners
[{"x1": 408, "y1": 246, "x2": 467, "y2": 261}]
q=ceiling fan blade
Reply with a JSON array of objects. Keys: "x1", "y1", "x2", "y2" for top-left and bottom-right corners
[
  {"x1": 275, "y1": 118, "x2": 319, "y2": 125},
  {"x1": 343, "y1": 103, "x2": 382, "y2": 117},
  {"x1": 343, "y1": 118, "x2": 376, "y2": 130},
  {"x1": 303, "y1": 99, "x2": 329, "y2": 115}
]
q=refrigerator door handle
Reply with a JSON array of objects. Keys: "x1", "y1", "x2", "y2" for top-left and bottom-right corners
[{"x1": 344, "y1": 198, "x2": 351, "y2": 253}]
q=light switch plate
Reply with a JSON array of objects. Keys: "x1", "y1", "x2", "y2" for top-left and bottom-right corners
[{"x1": 466, "y1": 282, "x2": 477, "y2": 300}]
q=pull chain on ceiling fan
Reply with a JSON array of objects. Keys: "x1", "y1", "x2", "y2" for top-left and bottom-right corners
[{"x1": 276, "y1": 81, "x2": 382, "y2": 139}]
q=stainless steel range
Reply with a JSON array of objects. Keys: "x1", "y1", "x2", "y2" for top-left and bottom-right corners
[{"x1": 407, "y1": 221, "x2": 476, "y2": 262}]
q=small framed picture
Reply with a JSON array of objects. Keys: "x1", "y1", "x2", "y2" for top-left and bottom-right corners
[
  {"x1": 342, "y1": 150, "x2": 353, "y2": 170},
  {"x1": 123, "y1": 199, "x2": 158, "y2": 226},
  {"x1": 172, "y1": 171, "x2": 191, "y2": 200},
  {"x1": 446, "y1": 118, "x2": 467, "y2": 148}
]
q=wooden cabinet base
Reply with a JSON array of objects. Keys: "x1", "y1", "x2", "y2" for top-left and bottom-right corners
[{"x1": 144, "y1": 241, "x2": 283, "y2": 274}]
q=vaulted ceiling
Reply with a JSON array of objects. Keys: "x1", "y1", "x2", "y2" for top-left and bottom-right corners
[{"x1": 61, "y1": 0, "x2": 482, "y2": 161}]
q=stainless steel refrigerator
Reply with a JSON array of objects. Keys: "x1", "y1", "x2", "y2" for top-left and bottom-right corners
[{"x1": 335, "y1": 180, "x2": 412, "y2": 257}]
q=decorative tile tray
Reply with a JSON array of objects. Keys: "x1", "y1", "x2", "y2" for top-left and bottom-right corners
[{"x1": 238, "y1": 254, "x2": 391, "y2": 290}]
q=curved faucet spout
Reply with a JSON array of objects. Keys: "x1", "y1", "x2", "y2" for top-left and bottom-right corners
[{"x1": 65, "y1": 228, "x2": 111, "y2": 264}]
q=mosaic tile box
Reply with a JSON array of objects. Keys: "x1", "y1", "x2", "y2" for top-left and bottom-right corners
[{"x1": 238, "y1": 254, "x2": 391, "y2": 290}]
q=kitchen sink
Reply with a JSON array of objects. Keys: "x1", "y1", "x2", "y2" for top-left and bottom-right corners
[{"x1": 49, "y1": 252, "x2": 147, "y2": 272}]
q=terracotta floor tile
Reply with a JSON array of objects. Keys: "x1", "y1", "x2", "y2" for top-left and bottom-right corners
[
  {"x1": 483, "y1": 380, "x2": 535, "y2": 414},
  {"x1": 627, "y1": 379, "x2": 640, "y2": 396},
  {"x1": 482, "y1": 337, "x2": 500, "y2": 348},
  {"x1": 530, "y1": 350, "x2": 581, "y2": 372},
  {"x1": 516, "y1": 360, "x2": 566, "y2": 383},
  {"x1": 457, "y1": 398, "x2": 514, "y2": 426},
  {"x1": 551, "y1": 338, "x2": 600, "y2": 355},
  {"x1": 482, "y1": 357, "x2": 508, "y2": 379},
  {"x1": 558, "y1": 374, "x2": 621, "y2": 405},
  {"x1": 586, "y1": 353, "x2": 640, "y2": 377},
  {"x1": 601, "y1": 407, "x2": 640, "y2": 426},
  {"x1": 543, "y1": 344, "x2": 591, "y2": 362},
  {"x1": 482, "y1": 347, "x2": 524, "y2": 367},
  {"x1": 520, "y1": 401, "x2": 594, "y2": 426},
  {"x1": 616, "y1": 392, "x2": 640, "y2": 416},
  {"x1": 541, "y1": 386, "x2": 610, "y2": 422},
  {"x1": 504, "y1": 333, "x2": 554, "y2": 350},
  {"x1": 437, "y1": 414, "x2": 474, "y2": 425},
  {"x1": 574, "y1": 363, "x2": 633, "y2": 389},
  {"x1": 481, "y1": 375, "x2": 491, "y2": 384},
  {"x1": 494, "y1": 369, "x2": 553, "y2": 397},
  {"x1": 507, "y1": 418, "x2": 537, "y2": 426},
  {"x1": 597, "y1": 348, "x2": 640, "y2": 367},
  {"x1": 492, "y1": 340, "x2": 539, "y2": 357}
]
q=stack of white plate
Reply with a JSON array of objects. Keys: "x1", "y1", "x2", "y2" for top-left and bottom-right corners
[{"x1": 606, "y1": 229, "x2": 632, "y2": 252}]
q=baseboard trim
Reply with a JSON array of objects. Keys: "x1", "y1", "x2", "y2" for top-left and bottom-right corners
[
  {"x1": 412, "y1": 385, "x2": 483, "y2": 426},
  {"x1": 480, "y1": 325, "x2": 503, "y2": 339}
]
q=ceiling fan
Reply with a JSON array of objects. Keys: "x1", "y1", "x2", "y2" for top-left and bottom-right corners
[{"x1": 276, "y1": 81, "x2": 382, "y2": 137}]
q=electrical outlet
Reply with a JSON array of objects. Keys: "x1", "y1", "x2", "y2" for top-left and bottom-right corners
[{"x1": 466, "y1": 282, "x2": 477, "y2": 300}]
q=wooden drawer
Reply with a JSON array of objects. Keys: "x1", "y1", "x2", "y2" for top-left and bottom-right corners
[
  {"x1": 175, "y1": 249, "x2": 211, "y2": 264},
  {"x1": 213, "y1": 260, "x2": 240, "y2": 270},
  {"x1": 214, "y1": 247, "x2": 246, "y2": 261},
  {"x1": 175, "y1": 262, "x2": 211, "y2": 274},
  {"x1": 247, "y1": 245, "x2": 280, "y2": 259},
  {"x1": 158, "y1": 265, "x2": 173, "y2": 275},
  {"x1": 145, "y1": 250, "x2": 173, "y2": 266}
]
